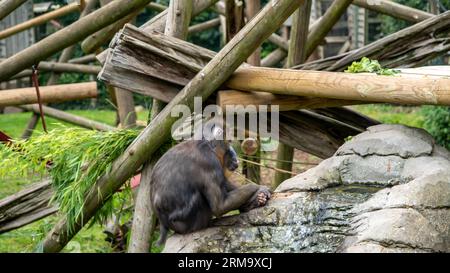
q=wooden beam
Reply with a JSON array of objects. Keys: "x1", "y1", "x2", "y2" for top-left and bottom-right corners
[
  {"x1": 68, "y1": 54, "x2": 98, "y2": 64},
  {"x1": 19, "y1": 104, "x2": 115, "y2": 132},
  {"x1": 0, "y1": 0, "x2": 28, "y2": 21},
  {"x1": 0, "y1": 82, "x2": 98, "y2": 107},
  {"x1": 42, "y1": 0, "x2": 306, "y2": 253},
  {"x1": 0, "y1": 2, "x2": 82, "y2": 40},
  {"x1": 226, "y1": 67, "x2": 450, "y2": 106},
  {"x1": 353, "y1": 0, "x2": 433, "y2": 23},
  {"x1": 217, "y1": 90, "x2": 366, "y2": 111},
  {"x1": 0, "y1": 0, "x2": 153, "y2": 82}
]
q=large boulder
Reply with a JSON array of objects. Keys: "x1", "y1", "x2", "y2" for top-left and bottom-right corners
[{"x1": 164, "y1": 125, "x2": 450, "y2": 253}]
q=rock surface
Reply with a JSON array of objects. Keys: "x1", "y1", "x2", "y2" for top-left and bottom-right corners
[{"x1": 164, "y1": 125, "x2": 450, "y2": 253}]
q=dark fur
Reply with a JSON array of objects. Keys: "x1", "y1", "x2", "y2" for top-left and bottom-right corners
[{"x1": 150, "y1": 139, "x2": 269, "y2": 246}]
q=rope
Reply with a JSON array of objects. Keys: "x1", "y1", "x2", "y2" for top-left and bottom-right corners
[
  {"x1": 31, "y1": 64, "x2": 47, "y2": 133},
  {"x1": 238, "y1": 157, "x2": 299, "y2": 175},
  {"x1": 242, "y1": 154, "x2": 319, "y2": 165}
]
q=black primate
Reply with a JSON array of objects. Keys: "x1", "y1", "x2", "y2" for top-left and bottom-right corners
[{"x1": 150, "y1": 125, "x2": 271, "y2": 246}]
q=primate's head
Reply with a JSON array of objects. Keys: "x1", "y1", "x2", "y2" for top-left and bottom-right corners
[{"x1": 203, "y1": 120, "x2": 239, "y2": 172}]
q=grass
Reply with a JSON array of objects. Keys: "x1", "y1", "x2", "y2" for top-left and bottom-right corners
[{"x1": 0, "y1": 106, "x2": 425, "y2": 252}]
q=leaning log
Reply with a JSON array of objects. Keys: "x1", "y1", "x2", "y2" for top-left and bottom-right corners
[
  {"x1": 68, "y1": 54, "x2": 98, "y2": 64},
  {"x1": 0, "y1": 82, "x2": 97, "y2": 107},
  {"x1": 0, "y1": 0, "x2": 153, "y2": 82},
  {"x1": 0, "y1": 2, "x2": 82, "y2": 40},
  {"x1": 42, "y1": 0, "x2": 307, "y2": 253},
  {"x1": 96, "y1": 0, "x2": 220, "y2": 64},
  {"x1": 0, "y1": 0, "x2": 28, "y2": 21},
  {"x1": 19, "y1": 104, "x2": 115, "y2": 132},
  {"x1": 0, "y1": 180, "x2": 57, "y2": 234},
  {"x1": 188, "y1": 18, "x2": 220, "y2": 34},
  {"x1": 295, "y1": 11, "x2": 450, "y2": 72},
  {"x1": 225, "y1": 67, "x2": 450, "y2": 106},
  {"x1": 353, "y1": 0, "x2": 433, "y2": 23}
]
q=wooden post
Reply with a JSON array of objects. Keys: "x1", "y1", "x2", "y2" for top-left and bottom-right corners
[
  {"x1": 19, "y1": 105, "x2": 115, "y2": 132},
  {"x1": 0, "y1": 2, "x2": 82, "y2": 40},
  {"x1": 0, "y1": 0, "x2": 28, "y2": 21},
  {"x1": 242, "y1": 0, "x2": 261, "y2": 183},
  {"x1": 306, "y1": 0, "x2": 352, "y2": 58},
  {"x1": 0, "y1": 82, "x2": 98, "y2": 107},
  {"x1": 128, "y1": 0, "x2": 193, "y2": 253},
  {"x1": 274, "y1": 0, "x2": 311, "y2": 187},
  {"x1": 0, "y1": 0, "x2": 153, "y2": 82},
  {"x1": 42, "y1": 0, "x2": 305, "y2": 253}
]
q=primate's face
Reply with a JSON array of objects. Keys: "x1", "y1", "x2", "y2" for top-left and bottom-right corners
[{"x1": 224, "y1": 143, "x2": 239, "y2": 171}]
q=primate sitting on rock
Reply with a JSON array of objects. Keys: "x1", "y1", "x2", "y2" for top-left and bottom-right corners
[{"x1": 150, "y1": 122, "x2": 271, "y2": 245}]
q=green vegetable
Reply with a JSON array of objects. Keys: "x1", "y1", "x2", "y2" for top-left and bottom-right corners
[{"x1": 345, "y1": 57, "x2": 399, "y2": 76}]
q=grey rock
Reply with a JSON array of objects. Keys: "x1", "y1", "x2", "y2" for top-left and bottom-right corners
[{"x1": 163, "y1": 124, "x2": 450, "y2": 253}]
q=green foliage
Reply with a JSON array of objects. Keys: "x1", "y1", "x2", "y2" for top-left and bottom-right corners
[
  {"x1": 0, "y1": 126, "x2": 139, "y2": 232},
  {"x1": 345, "y1": 57, "x2": 399, "y2": 76},
  {"x1": 421, "y1": 106, "x2": 450, "y2": 149}
]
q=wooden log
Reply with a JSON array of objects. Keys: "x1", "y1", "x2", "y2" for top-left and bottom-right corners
[
  {"x1": 295, "y1": 11, "x2": 450, "y2": 72},
  {"x1": 0, "y1": 180, "x2": 57, "y2": 234},
  {"x1": 245, "y1": 0, "x2": 261, "y2": 66},
  {"x1": 261, "y1": 48, "x2": 287, "y2": 67},
  {"x1": 0, "y1": 82, "x2": 98, "y2": 107},
  {"x1": 42, "y1": 0, "x2": 306, "y2": 253},
  {"x1": 0, "y1": 0, "x2": 28, "y2": 21},
  {"x1": 225, "y1": 67, "x2": 450, "y2": 106},
  {"x1": 68, "y1": 54, "x2": 98, "y2": 64},
  {"x1": 98, "y1": 25, "x2": 377, "y2": 140},
  {"x1": 19, "y1": 104, "x2": 115, "y2": 132},
  {"x1": 96, "y1": 0, "x2": 220, "y2": 64},
  {"x1": 353, "y1": 0, "x2": 432, "y2": 23},
  {"x1": 116, "y1": 89, "x2": 137, "y2": 128},
  {"x1": 306, "y1": 0, "x2": 353, "y2": 57},
  {"x1": 46, "y1": 0, "x2": 99, "y2": 85},
  {"x1": 217, "y1": 90, "x2": 366, "y2": 111},
  {"x1": 81, "y1": 0, "x2": 143, "y2": 54},
  {"x1": 147, "y1": 2, "x2": 167, "y2": 12},
  {"x1": 0, "y1": 2, "x2": 82, "y2": 40},
  {"x1": 274, "y1": 0, "x2": 312, "y2": 187},
  {"x1": 188, "y1": 18, "x2": 220, "y2": 34},
  {"x1": 0, "y1": 0, "x2": 153, "y2": 82}
]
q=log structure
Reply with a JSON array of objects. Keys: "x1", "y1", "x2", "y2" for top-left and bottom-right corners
[
  {"x1": 0, "y1": 180, "x2": 57, "y2": 234},
  {"x1": 0, "y1": 0, "x2": 153, "y2": 81},
  {"x1": 42, "y1": 0, "x2": 309, "y2": 253},
  {"x1": 0, "y1": 82, "x2": 97, "y2": 107}
]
